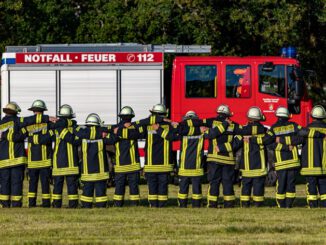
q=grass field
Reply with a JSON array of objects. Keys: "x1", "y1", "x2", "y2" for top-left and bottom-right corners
[{"x1": 0, "y1": 182, "x2": 325, "y2": 244}]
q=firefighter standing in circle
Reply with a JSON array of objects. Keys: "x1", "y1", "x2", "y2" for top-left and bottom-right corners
[
  {"x1": 74, "y1": 113, "x2": 117, "y2": 208},
  {"x1": 133, "y1": 104, "x2": 178, "y2": 208},
  {"x1": 27, "y1": 100, "x2": 55, "y2": 208},
  {"x1": 51, "y1": 105, "x2": 81, "y2": 208},
  {"x1": 0, "y1": 103, "x2": 27, "y2": 208},
  {"x1": 205, "y1": 105, "x2": 242, "y2": 208},
  {"x1": 0, "y1": 103, "x2": 43, "y2": 207},
  {"x1": 234, "y1": 107, "x2": 275, "y2": 207},
  {"x1": 112, "y1": 106, "x2": 142, "y2": 207},
  {"x1": 284, "y1": 105, "x2": 326, "y2": 208},
  {"x1": 270, "y1": 106, "x2": 302, "y2": 208},
  {"x1": 176, "y1": 111, "x2": 229, "y2": 208}
]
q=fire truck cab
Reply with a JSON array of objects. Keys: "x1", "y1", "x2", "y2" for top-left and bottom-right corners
[{"x1": 171, "y1": 56, "x2": 312, "y2": 127}]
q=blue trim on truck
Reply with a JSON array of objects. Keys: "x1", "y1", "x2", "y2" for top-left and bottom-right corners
[{"x1": 1, "y1": 58, "x2": 16, "y2": 65}]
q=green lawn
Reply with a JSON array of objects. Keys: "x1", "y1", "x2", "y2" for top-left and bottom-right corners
[{"x1": 0, "y1": 183, "x2": 325, "y2": 244}]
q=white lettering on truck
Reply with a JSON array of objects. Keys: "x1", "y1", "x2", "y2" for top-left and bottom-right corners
[
  {"x1": 24, "y1": 54, "x2": 73, "y2": 63},
  {"x1": 81, "y1": 54, "x2": 116, "y2": 62}
]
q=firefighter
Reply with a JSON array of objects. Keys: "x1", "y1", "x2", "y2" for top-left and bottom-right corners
[
  {"x1": 204, "y1": 104, "x2": 242, "y2": 208},
  {"x1": 177, "y1": 111, "x2": 229, "y2": 208},
  {"x1": 51, "y1": 104, "x2": 80, "y2": 208},
  {"x1": 0, "y1": 103, "x2": 24, "y2": 207},
  {"x1": 0, "y1": 102, "x2": 55, "y2": 208},
  {"x1": 236, "y1": 107, "x2": 275, "y2": 207},
  {"x1": 112, "y1": 106, "x2": 142, "y2": 207},
  {"x1": 75, "y1": 113, "x2": 116, "y2": 208},
  {"x1": 294, "y1": 105, "x2": 326, "y2": 208},
  {"x1": 133, "y1": 104, "x2": 177, "y2": 208},
  {"x1": 270, "y1": 106, "x2": 302, "y2": 208},
  {"x1": 26, "y1": 100, "x2": 54, "y2": 207},
  {"x1": 0, "y1": 103, "x2": 27, "y2": 208}
]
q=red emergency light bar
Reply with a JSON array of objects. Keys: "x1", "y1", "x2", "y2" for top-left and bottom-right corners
[{"x1": 15, "y1": 52, "x2": 163, "y2": 64}]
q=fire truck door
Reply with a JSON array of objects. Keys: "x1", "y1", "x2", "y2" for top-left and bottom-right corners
[{"x1": 255, "y1": 63, "x2": 288, "y2": 124}]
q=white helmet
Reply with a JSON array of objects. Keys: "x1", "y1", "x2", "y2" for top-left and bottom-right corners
[
  {"x1": 311, "y1": 105, "x2": 326, "y2": 119},
  {"x1": 3, "y1": 103, "x2": 20, "y2": 115},
  {"x1": 85, "y1": 113, "x2": 101, "y2": 126},
  {"x1": 118, "y1": 106, "x2": 135, "y2": 118},
  {"x1": 58, "y1": 104, "x2": 75, "y2": 118},
  {"x1": 275, "y1": 106, "x2": 290, "y2": 118},
  {"x1": 183, "y1": 110, "x2": 198, "y2": 120},
  {"x1": 28, "y1": 99, "x2": 48, "y2": 111},
  {"x1": 216, "y1": 104, "x2": 232, "y2": 116},
  {"x1": 10, "y1": 101, "x2": 21, "y2": 113},
  {"x1": 149, "y1": 104, "x2": 167, "y2": 115},
  {"x1": 247, "y1": 106, "x2": 264, "y2": 121}
]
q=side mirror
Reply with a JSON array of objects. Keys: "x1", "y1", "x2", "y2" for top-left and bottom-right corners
[
  {"x1": 262, "y1": 62, "x2": 275, "y2": 72},
  {"x1": 292, "y1": 66, "x2": 303, "y2": 99}
]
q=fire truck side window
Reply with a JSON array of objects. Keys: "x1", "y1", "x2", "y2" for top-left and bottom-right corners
[
  {"x1": 226, "y1": 65, "x2": 251, "y2": 98},
  {"x1": 185, "y1": 65, "x2": 217, "y2": 98},
  {"x1": 259, "y1": 65, "x2": 286, "y2": 97}
]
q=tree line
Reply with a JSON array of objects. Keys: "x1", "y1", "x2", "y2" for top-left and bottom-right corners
[{"x1": 0, "y1": 0, "x2": 325, "y2": 101}]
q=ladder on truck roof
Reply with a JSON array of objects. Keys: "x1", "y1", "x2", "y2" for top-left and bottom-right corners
[{"x1": 5, "y1": 43, "x2": 211, "y2": 54}]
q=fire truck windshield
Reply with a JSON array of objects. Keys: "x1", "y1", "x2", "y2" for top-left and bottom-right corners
[{"x1": 259, "y1": 64, "x2": 286, "y2": 97}]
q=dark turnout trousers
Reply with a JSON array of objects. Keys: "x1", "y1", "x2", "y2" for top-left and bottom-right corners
[
  {"x1": 146, "y1": 172, "x2": 169, "y2": 207},
  {"x1": 240, "y1": 176, "x2": 265, "y2": 207},
  {"x1": 306, "y1": 176, "x2": 326, "y2": 208},
  {"x1": 207, "y1": 162, "x2": 235, "y2": 208},
  {"x1": 113, "y1": 172, "x2": 140, "y2": 207},
  {"x1": 80, "y1": 180, "x2": 108, "y2": 208},
  {"x1": 0, "y1": 165, "x2": 25, "y2": 207},
  {"x1": 178, "y1": 176, "x2": 202, "y2": 208},
  {"x1": 276, "y1": 169, "x2": 297, "y2": 208},
  {"x1": 28, "y1": 167, "x2": 51, "y2": 207},
  {"x1": 52, "y1": 175, "x2": 79, "y2": 208}
]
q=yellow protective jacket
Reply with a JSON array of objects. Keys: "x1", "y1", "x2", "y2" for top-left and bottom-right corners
[
  {"x1": 0, "y1": 114, "x2": 49, "y2": 169},
  {"x1": 270, "y1": 118, "x2": 302, "y2": 171},
  {"x1": 135, "y1": 115, "x2": 177, "y2": 173},
  {"x1": 177, "y1": 119, "x2": 228, "y2": 176},
  {"x1": 113, "y1": 120, "x2": 142, "y2": 173},
  {"x1": 283, "y1": 121, "x2": 326, "y2": 176},
  {"x1": 204, "y1": 116, "x2": 242, "y2": 165},
  {"x1": 233, "y1": 122, "x2": 275, "y2": 177},
  {"x1": 75, "y1": 126, "x2": 117, "y2": 181}
]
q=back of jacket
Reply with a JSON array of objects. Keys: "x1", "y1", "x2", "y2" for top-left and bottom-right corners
[
  {"x1": 270, "y1": 119, "x2": 301, "y2": 171},
  {"x1": 238, "y1": 122, "x2": 274, "y2": 177},
  {"x1": 0, "y1": 116, "x2": 27, "y2": 168},
  {"x1": 76, "y1": 126, "x2": 116, "y2": 181},
  {"x1": 135, "y1": 115, "x2": 177, "y2": 173},
  {"x1": 0, "y1": 114, "x2": 50, "y2": 169},
  {"x1": 114, "y1": 120, "x2": 142, "y2": 173},
  {"x1": 178, "y1": 120, "x2": 204, "y2": 176},
  {"x1": 27, "y1": 118, "x2": 53, "y2": 169},
  {"x1": 145, "y1": 121, "x2": 176, "y2": 172},
  {"x1": 204, "y1": 116, "x2": 242, "y2": 165},
  {"x1": 52, "y1": 119, "x2": 80, "y2": 176},
  {"x1": 301, "y1": 120, "x2": 326, "y2": 176}
]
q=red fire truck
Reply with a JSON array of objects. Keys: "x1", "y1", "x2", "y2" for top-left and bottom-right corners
[
  {"x1": 1, "y1": 44, "x2": 313, "y2": 173},
  {"x1": 170, "y1": 56, "x2": 312, "y2": 130}
]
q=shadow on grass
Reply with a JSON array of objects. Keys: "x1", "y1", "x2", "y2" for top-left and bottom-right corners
[{"x1": 117, "y1": 197, "x2": 308, "y2": 208}]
